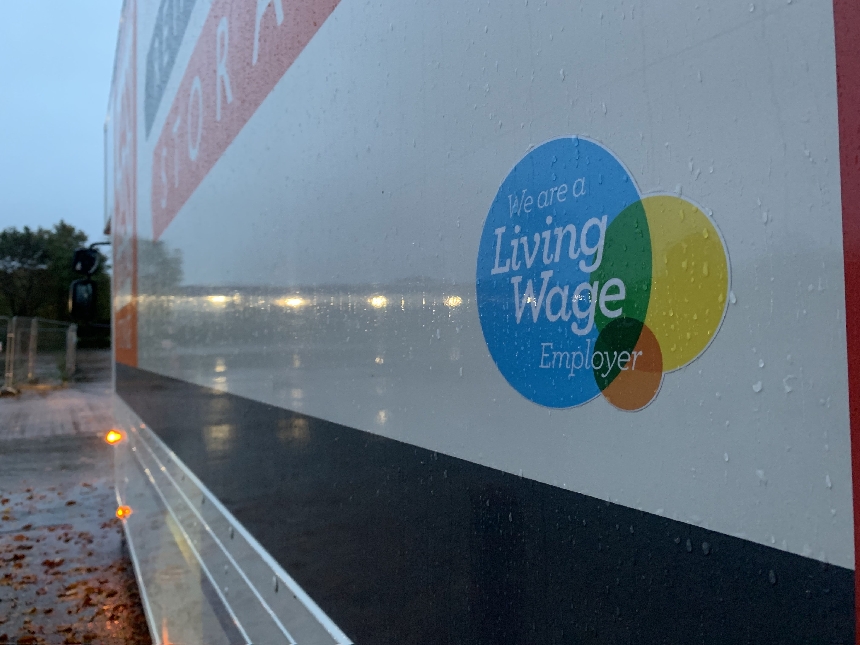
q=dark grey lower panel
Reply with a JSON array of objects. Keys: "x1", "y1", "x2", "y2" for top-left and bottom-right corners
[{"x1": 117, "y1": 364, "x2": 854, "y2": 645}]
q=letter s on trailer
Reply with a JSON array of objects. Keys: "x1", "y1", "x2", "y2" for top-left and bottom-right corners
[{"x1": 105, "y1": 0, "x2": 860, "y2": 642}]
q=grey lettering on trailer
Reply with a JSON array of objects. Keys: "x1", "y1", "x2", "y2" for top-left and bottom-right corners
[{"x1": 144, "y1": 0, "x2": 197, "y2": 137}]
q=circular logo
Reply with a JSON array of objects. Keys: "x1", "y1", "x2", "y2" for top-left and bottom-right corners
[{"x1": 476, "y1": 137, "x2": 729, "y2": 410}]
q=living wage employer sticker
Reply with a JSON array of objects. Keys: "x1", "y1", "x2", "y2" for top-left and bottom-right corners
[{"x1": 476, "y1": 137, "x2": 730, "y2": 411}]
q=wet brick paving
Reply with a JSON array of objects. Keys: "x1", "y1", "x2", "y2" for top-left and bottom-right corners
[{"x1": 0, "y1": 351, "x2": 152, "y2": 644}]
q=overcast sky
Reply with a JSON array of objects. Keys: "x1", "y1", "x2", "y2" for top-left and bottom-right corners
[{"x1": 0, "y1": 2, "x2": 122, "y2": 244}]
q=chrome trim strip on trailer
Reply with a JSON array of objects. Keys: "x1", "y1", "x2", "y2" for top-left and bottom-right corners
[
  {"x1": 115, "y1": 487, "x2": 160, "y2": 645},
  {"x1": 114, "y1": 394, "x2": 352, "y2": 644},
  {"x1": 130, "y1": 444, "x2": 254, "y2": 644},
  {"x1": 136, "y1": 425, "x2": 352, "y2": 645}
]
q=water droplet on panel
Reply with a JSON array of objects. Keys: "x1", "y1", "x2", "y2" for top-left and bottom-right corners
[
  {"x1": 758, "y1": 359, "x2": 765, "y2": 368},
  {"x1": 729, "y1": 291, "x2": 737, "y2": 304},
  {"x1": 752, "y1": 381, "x2": 763, "y2": 393}
]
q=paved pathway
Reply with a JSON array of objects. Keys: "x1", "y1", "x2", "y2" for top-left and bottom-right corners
[
  {"x1": 0, "y1": 351, "x2": 152, "y2": 644},
  {"x1": 0, "y1": 351, "x2": 113, "y2": 441}
]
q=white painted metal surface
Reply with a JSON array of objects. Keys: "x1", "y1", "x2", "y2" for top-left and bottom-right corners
[{"x1": 118, "y1": 0, "x2": 853, "y2": 570}]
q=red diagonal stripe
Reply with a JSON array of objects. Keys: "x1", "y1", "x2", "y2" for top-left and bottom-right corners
[
  {"x1": 833, "y1": 0, "x2": 860, "y2": 638},
  {"x1": 151, "y1": 0, "x2": 341, "y2": 239}
]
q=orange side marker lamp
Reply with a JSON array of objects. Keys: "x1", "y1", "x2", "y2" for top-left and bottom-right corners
[
  {"x1": 116, "y1": 505, "x2": 133, "y2": 520},
  {"x1": 105, "y1": 429, "x2": 124, "y2": 445}
]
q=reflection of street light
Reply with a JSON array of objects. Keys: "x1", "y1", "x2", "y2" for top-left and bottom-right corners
[
  {"x1": 207, "y1": 295, "x2": 229, "y2": 305},
  {"x1": 277, "y1": 296, "x2": 305, "y2": 308},
  {"x1": 444, "y1": 295, "x2": 463, "y2": 308},
  {"x1": 105, "y1": 429, "x2": 124, "y2": 445},
  {"x1": 370, "y1": 295, "x2": 387, "y2": 309},
  {"x1": 116, "y1": 505, "x2": 133, "y2": 519}
]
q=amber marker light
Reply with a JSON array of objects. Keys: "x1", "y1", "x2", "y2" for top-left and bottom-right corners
[
  {"x1": 105, "y1": 430, "x2": 124, "y2": 445},
  {"x1": 116, "y1": 505, "x2": 133, "y2": 519}
]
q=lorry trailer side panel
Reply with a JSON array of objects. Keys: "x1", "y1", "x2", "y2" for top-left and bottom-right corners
[{"x1": 107, "y1": 0, "x2": 860, "y2": 641}]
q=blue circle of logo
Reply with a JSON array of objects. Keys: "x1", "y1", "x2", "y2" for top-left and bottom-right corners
[{"x1": 476, "y1": 137, "x2": 641, "y2": 408}]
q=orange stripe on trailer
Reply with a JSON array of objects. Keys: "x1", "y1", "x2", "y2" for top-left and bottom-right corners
[
  {"x1": 112, "y1": 0, "x2": 138, "y2": 368},
  {"x1": 151, "y1": 0, "x2": 341, "y2": 240}
]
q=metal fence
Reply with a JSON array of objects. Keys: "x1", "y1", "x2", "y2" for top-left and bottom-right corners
[{"x1": 1, "y1": 316, "x2": 77, "y2": 392}]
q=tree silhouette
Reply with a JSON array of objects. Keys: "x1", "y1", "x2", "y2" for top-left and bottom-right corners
[{"x1": 0, "y1": 221, "x2": 109, "y2": 321}]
